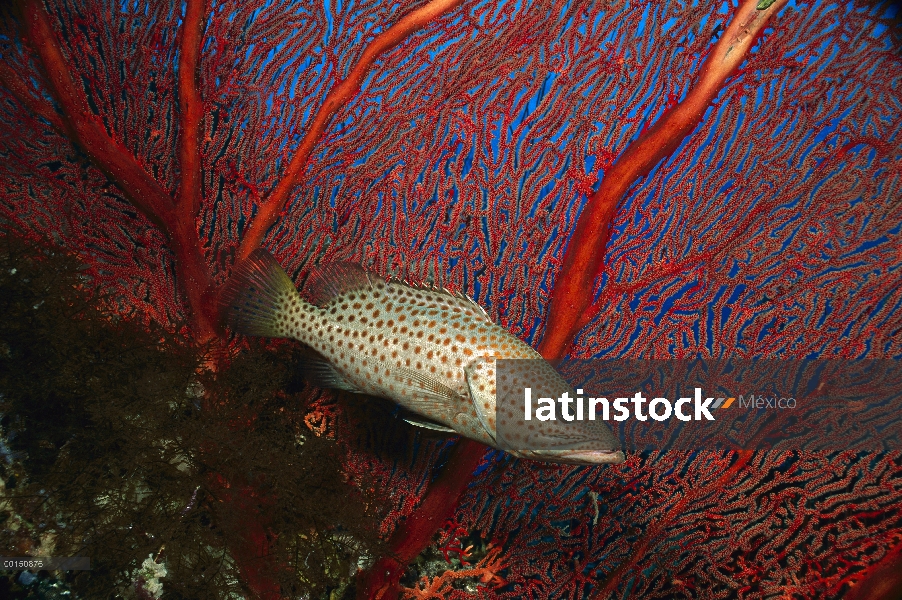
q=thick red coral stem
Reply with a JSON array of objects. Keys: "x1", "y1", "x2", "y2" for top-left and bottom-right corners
[
  {"x1": 177, "y1": 0, "x2": 207, "y2": 218},
  {"x1": 539, "y1": 0, "x2": 789, "y2": 361},
  {"x1": 210, "y1": 474, "x2": 283, "y2": 600},
  {"x1": 19, "y1": 0, "x2": 174, "y2": 232}
]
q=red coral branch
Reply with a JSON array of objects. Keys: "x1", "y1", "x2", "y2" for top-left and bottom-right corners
[
  {"x1": 18, "y1": 0, "x2": 216, "y2": 338},
  {"x1": 235, "y1": 0, "x2": 465, "y2": 264},
  {"x1": 177, "y1": 0, "x2": 206, "y2": 218},
  {"x1": 538, "y1": 0, "x2": 789, "y2": 361},
  {"x1": 14, "y1": 4, "x2": 268, "y2": 590},
  {"x1": 18, "y1": 0, "x2": 174, "y2": 232},
  {"x1": 403, "y1": 542, "x2": 507, "y2": 598}
]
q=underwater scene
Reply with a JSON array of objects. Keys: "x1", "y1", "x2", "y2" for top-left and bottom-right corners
[{"x1": 0, "y1": 0, "x2": 900, "y2": 598}]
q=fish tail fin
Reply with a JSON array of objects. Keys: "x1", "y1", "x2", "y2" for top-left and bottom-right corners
[{"x1": 219, "y1": 248, "x2": 305, "y2": 338}]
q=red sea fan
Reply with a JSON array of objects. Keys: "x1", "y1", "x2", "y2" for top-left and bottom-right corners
[{"x1": 1, "y1": 0, "x2": 900, "y2": 598}]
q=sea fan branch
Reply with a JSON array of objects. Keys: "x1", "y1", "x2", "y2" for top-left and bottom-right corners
[
  {"x1": 360, "y1": 0, "x2": 794, "y2": 596},
  {"x1": 17, "y1": 0, "x2": 175, "y2": 233},
  {"x1": 236, "y1": 0, "x2": 465, "y2": 264},
  {"x1": 539, "y1": 0, "x2": 790, "y2": 360},
  {"x1": 0, "y1": 61, "x2": 66, "y2": 135},
  {"x1": 177, "y1": 0, "x2": 206, "y2": 218},
  {"x1": 18, "y1": 0, "x2": 217, "y2": 338}
]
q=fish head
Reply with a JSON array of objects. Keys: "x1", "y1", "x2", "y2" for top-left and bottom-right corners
[{"x1": 494, "y1": 359, "x2": 624, "y2": 465}]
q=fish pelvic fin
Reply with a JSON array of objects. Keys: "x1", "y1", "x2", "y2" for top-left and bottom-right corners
[
  {"x1": 219, "y1": 248, "x2": 303, "y2": 338},
  {"x1": 402, "y1": 415, "x2": 457, "y2": 434}
]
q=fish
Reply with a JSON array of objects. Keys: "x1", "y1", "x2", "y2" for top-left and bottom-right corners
[{"x1": 219, "y1": 249, "x2": 624, "y2": 465}]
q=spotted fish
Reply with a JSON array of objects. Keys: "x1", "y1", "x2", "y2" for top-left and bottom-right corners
[{"x1": 220, "y1": 249, "x2": 624, "y2": 465}]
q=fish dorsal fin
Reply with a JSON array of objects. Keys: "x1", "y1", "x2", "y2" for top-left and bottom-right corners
[
  {"x1": 450, "y1": 291, "x2": 491, "y2": 320},
  {"x1": 305, "y1": 261, "x2": 492, "y2": 322},
  {"x1": 427, "y1": 284, "x2": 491, "y2": 320},
  {"x1": 380, "y1": 278, "x2": 492, "y2": 322},
  {"x1": 304, "y1": 261, "x2": 386, "y2": 306}
]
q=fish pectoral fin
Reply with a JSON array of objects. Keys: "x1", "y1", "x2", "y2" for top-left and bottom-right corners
[
  {"x1": 385, "y1": 363, "x2": 468, "y2": 423},
  {"x1": 392, "y1": 364, "x2": 458, "y2": 403},
  {"x1": 402, "y1": 416, "x2": 457, "y2": 433},
  {"x1": 301, "y1": 359, "x2": 364, "y2": 394},
  {"x1": 464, "y1": 358, "x2": 498, "y2": 444}
]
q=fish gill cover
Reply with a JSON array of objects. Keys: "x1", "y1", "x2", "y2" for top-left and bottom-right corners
[{"x1": 0, "y1": 0, "x2": 900, "y2": 599}]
